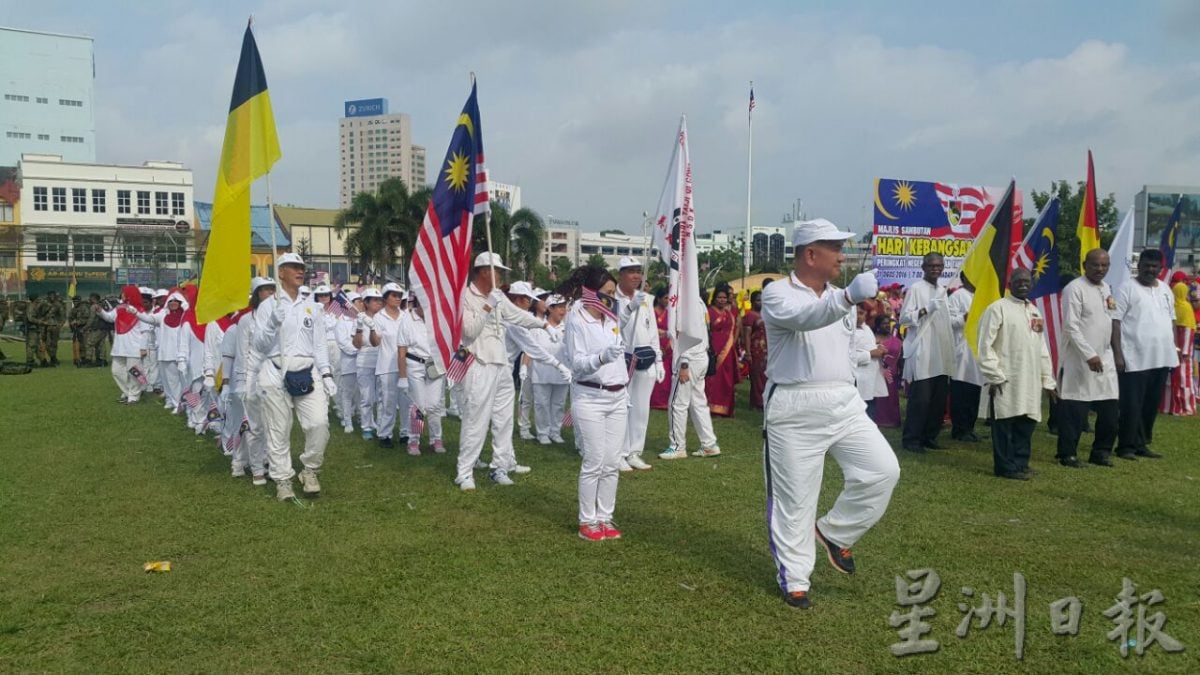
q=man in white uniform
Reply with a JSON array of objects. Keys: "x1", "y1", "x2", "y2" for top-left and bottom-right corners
[
  {"x1": 1112, "y1": 248, "x2": 1179, "y2": 460},
  {"x1": 454, "y1": 253, "x2": 551, "y2": 491},
  {"x1": 353, "y1": 288, "x2": 383, "y2": 440},
  {"x1": 976, "y1": 269, "x2": 1057, "y2": 480},
  {"x1": 947, "y1": 273, "x2": 984, "y2": 442},
  {"x1": 334, "y1": 292, "x2": 362, "y2": 432},
  {"x1": 899, "y1": 253, "x2": 955, "y2": 452},
  {"x1": 614, "y1": 257, "x2": 663, "y2": 471},
  {"x1": 371, "y1": 282, "x2": 411, "y2": 449},
  {"x1": 398, "y1": 294, "x2": 446, "y2": 454},
  {"x1": 761, "y1": 218, "x2": 899, "y2": 609},
  {"x1": 1057, "y1": 249, "x2": 1119, "y2": 467},
  {"x1": 252, "y1": 253, "x2": 337, "y2": 501}
]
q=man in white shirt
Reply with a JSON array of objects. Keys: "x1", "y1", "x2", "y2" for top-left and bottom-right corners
[
  {"x1": 1112, "y1": 249, "x2": 1179, "y2": 460},
  {"x1": 761, "y1": 218, "x2": 899, "y2": 610},
  {"x1": 899, "y1": 253, "x2": 955, "y2": 452},
  {"x1": 454, "y1": 253, "x2": 551, "y2": 491},
  {"x1": 1057, "y1": 249, "x2": 1120, "y2": 467},
  {"x1": 614, "y1": 257, "x2": 663, "y2": 471},
  {"x1": 659, "y1": 323, "x2": 721, "y2": 460},
  {"x1": 976, "y1": 269, "x2": 1057, "y2": 480},
  {"x1": 252, "y1": 253, "x2": 337, "y2": 501},
  {"x1": 947, "y1": 273, "x2": 984, "y2": 442}
]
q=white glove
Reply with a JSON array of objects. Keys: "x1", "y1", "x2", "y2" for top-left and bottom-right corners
[
  {"x1": 203, "y1": 375, "x2": 216, "y2": 392},
  {"x1": 364, "y1": 316, "x2": 376, "y2": 331},
  {"x1": 322, "y1": 376, "x2": 338, "y2": 397},
  {"x1": 846, "y1": 272, "x2": 879, "y2": 304},
  {"x1": 488, "y1": 288, "x2": 508, "y2": 307},
  {"x1": 556, "y1": 363, "x2": 573, "y2": 382},
  {"x1": 356, "y1": 315, "x2": 367, "y2": 331},
  {"x1": 654, "y1": 362, "x2": 665, "y2": 383},
  {"x1": 601, "y1": 344, "x2": 624, "y2": 364},
  {"x1": 397, "y1": 376, "x2": 409, "y2": 391},
  {"x1": 633, "y1": 290, "x2": 648, "y2": 306},
  {"x1": 271, "y1": 297, "x2": 287, "y2": 327},
  {"x1": 519, "y1": 364, "x2": 528, "y2": 381},
  {"x1": 176, "y1": 359, "x2": 188, "y2": 374}
]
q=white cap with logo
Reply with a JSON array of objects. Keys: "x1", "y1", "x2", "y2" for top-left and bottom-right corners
[
  {"x1": 382, "y1": 282, "x2": 404, "y2": 297},
  {"x1": 314, "y1": 284, "x2": 332, "y2": 295},
  {"x1": 792, "y1": 218, "x2": 856, "y2": 247},
  {"x1": 276, "y1": 252, "x2": 306, "y2": 268},
  {"x1": 507, "y1": 280, "x2": 540, "y2": 301},
  {"x1": 361, "y1": 287, "x2": 383, "y2": 300},
  {"x1": 250, "y1": 277, "x2": 276, "y2": 294},
  {"x1": 618, "y1": 256, "x2": 642, "y2": 270},
  {"x1": 473, "y1": 251, "x2": 510, "y2": 271}
]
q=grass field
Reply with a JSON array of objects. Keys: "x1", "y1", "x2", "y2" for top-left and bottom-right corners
[{"x1": 1, "y1": 342, "x2": 1197, "y2": 673}]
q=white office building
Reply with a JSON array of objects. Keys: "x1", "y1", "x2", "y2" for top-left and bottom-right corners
[
  {"x1": 338, "y1": 98, "x2": 426, "y2": 208},
  {"x1": 488, "y1": 180, "x2": 521, "y2": 213},
  {"x1": 0, "y1": 26, "x2": 96, "y2": 166},
  {"x1": 18, "y1": 154, "x2": 194, "y2": 296}
]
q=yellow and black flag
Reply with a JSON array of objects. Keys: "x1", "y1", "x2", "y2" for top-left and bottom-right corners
[
  {"x1": 195, "y1": 21, "x2": 281, "y2": 323},
  {"x1": 963, "y1": 179, "x2": 1016, "y2": 356}
]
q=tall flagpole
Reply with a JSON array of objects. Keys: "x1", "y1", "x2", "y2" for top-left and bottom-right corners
[
  {"x1": 267, "y1": 171, "x2": 277, "y2": 276},
  {"x1": 743, "y1": 81, "x2": 753, "y2": 281}
]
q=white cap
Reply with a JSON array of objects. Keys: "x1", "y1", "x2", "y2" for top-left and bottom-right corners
[
  {"x1": 250, "y1": 277, "x2": 276, "y2": 294},
  {"x1": 618, "y1": 256, "x2": 642, "y2": 270},
  {"x1": 473, "y1": 251, "x2": 510, "y2": 271},
  {"x1": 138, "y1": 286, "x2": 153, "y2": 295},
  {"x1": 153, "y1": 288, "x2": 169, "y2": 298},
  {"x1": 507, "y1": 280, "x2": 540, "y2": 301},
  {"x1": 167, "y1": 291, "x2": 187, "y2": 305},
  {"x1": 533, "y1": 287, "x2": 548, "y2": 297},
  {"x1": 298, "y1": 285, "x2": 312, "y2": 296},
  {"x1": 792, "y1": 218, "x2": 856, "y2": 246},
  {"x1": 546, "y1": 294, "x2": 567, "y2": 306},
  {"x1": 277, "y1": 252, "x2": 306, "y2": 268},
  {"x1": 313, "y1": 284, "x2": 332, "y2": 295},
  {"x1": 361, "y1": 287, "x2": 383, "y2": 300},
  {"x1": 345, "y1": 291, "x2": 362, "y2": 302},
  {"x1": 382, "y1": 282, "x2": 404, "y2": 297}
]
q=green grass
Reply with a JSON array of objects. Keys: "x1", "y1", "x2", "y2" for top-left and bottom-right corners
[{"x1": 1, "y1": 343, "x2": 1197, "y2": 673}]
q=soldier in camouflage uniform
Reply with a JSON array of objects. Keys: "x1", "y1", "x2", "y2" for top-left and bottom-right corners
[
  {"x1": 84, "y1": 294, "x2": 108, "y2": 366},
  {"x1": 42, "y1": 290, "x2": 66, "y2": 367},
  {"x1": 25, "y1": 294, "x2": 45, "y2": 366},
  {"x1": 70, "y1": 296, "x2": 91, "y2": 366}
]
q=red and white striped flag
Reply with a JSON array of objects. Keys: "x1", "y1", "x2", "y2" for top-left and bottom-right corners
[
  {"x1": 561, "y1": 409, "x2": 573, "y2": 428},
  {"x1": 182, "y1": 390, "x2": 202, "y2": 410},
  {"x1": 445, "y1": 347, "x2": 476, "y2": 383},
  {"x1": 328, "y1": 291, "x2": 358, "y2": 320},
  {"x1": 409, "y1": 82, "x2": 487, "y2": 382},
  {"x1": 408, "y1": 404, "x2": 425, "y2": 437}
]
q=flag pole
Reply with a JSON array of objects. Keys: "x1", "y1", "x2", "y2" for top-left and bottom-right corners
[
  {"x1": 470, "y1": 72, "x2": 496, "y2": 288},
  {"x1": 743, "y1": 80, "x2": 753, "y2": 282},
  {"x1": 267, "y1": 171, "x2": 278, "y2": 276}
]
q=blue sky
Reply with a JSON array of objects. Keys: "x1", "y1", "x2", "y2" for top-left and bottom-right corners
[{"x1": 2, "y1": 0, "x2": 1199, "y2": 235}]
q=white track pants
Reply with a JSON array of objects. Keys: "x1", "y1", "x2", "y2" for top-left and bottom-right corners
[
  {"x1": 454, "y1": 362, "x2": 517, "y2": 483},
  {"x1": 533, "y1": 383, "x2": 569, "y2": 440},
  {"x1": 185, "y1": 379, "x2": 207, "y2": 429},
  {"x1": 338, "y1": 355, "x2": 358, "y2": 428},
  {"x1": 574, "y1": 386, "x2": 628, "y2": 524},
  {"x1": 376, "y1": 371, "x2": 412, "y2": 440},
  {"x1": 110, "y1": 356, "x2": 142, "y2": 401},
  {"x1": 518, "y1": 378, "x2": 533, "y2": 433},
  {"x1": 143, "y1": 349, "x2": 159, "y2": 392},
  {"x1": 407, "y1": 363, "x2": 445, "y2": 441},
  {"x1": 357, "y1": 367, "x2": 377, "y2": 432},
  {"x1": 236, "y1": 392, "x2": 270, "y2": 475},
  {"x1": 160, "y1": 361, "x2": 183, "y2": 409},
  {"x1": 624, "y1": 368, "x2": 655, "y2": 458},
  {"x1": 668, "y1": 357, "x2": 718, "y2": 451},
  {"x1": 260, "y1": 379, "x2": 330, "y2": 483},
  {"x1": 764, "y1": 383, "x2": 900, "y2": 593},
  {"x1": 326, "y1": 341, "x2": 342, "y2": 420}
]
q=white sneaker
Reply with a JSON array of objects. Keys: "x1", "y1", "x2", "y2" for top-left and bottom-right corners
[
  {"x1": 474, "y1": 459, "x2": 489, "y2": 470},
  {"x1": 251, "y1": 473, "x2": 267, "y2": 486},
  {"x1": 659, "y1": 447, "x2": 687, "y2": 460},
  {"x1": 407, "y1": 440, "x2": 420, "y2": 456},
  {"x1": 490, "y1": 469, "x2": 514, "y2": 486},
  {"x1": 276, "y1": 480, "x2": 295, "y2": 501},
  {"x1": 550, "y1": 435, "x2": 565, "y2": 444},
  {"x1": 627, "y1": 455, "x2": 652, "y2": 470},
  {"x1": 343, "y1": 425, "x2": 353, "y2": 434},
  {"x1": 519, "y1": 428, "x2": 535, "y2": 441},
  {"x1": 512, "y1": 464, "x2": 532, "y2": 474},
  {"x1": 459, "y1": 478, "x2": 476, "y2": 491},
  {"x1": 692, "y1": 446, "x2": 721, "y2": 458},
  {"x1": 163, "y1": 402, "x2": 173, "y2": 410},
  {"x1": 297, "y1": 468, "x2": 321, "y2": 494},
  {"x1": 538, "y1": 436, "x2": 552, "y2": 445},
  {"x1": 618, "y1": 458, "x2": 634, "y2": 473},
  {"x1": 231, "y1": 465, "x2": 246, "y2": 478}
]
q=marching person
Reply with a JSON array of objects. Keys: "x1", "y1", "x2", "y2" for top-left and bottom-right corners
[
  {"x1": 96, "y1": 285, "x2": 150, "y2": 404},
  {"x1": 947, "y1": 274, "x2": 984, "y2": 442},
  {"x1": 147, "y1": 289, "x2": 168, "y2": 392},
  {"x1": 515, "y1": 290, "x2": 550, "y2": 441},
  {"x1": 353, "y1": 288, "x2": 383, "y2": 441},
  {"x1": 312, "y1": 285, "x2": 344, "y2": 425},
  {"x1": 614, "y1": 257, "x2": 662, "y2": 471},
  {"x1": 899, "y1": 252, "x2": 955, "y2": 452},
  {"x1": 151, "y1": 291, "x2": 188, "y2": 413},
  {"x1": 1112, "y1": 249, "x2": 1178, "y2": 460},
  {"x1": 453, "y1": 253, "x2": 551, "y2": 491},
  {"x1": 371, "y1": 282, "x2": 411, "y2": 449},
  {"x1": 397, "y1": 293, "x2": 446, "y2": 455},
  {"x1": 334, "y1": 291, "x2": 362, "y2": 433},
  {"x1": 1056, "y1": 249, "x2": 1119, "y2": 467},
  {"x1": 252, "y1": 253, "x2": 336, "y2": 501},
  {"x1": 658, "y1": 310, "x2": 721, "y2": 460},
  {"x1": 179, "y1": 286, "x2": 212, "y2": 434},
  {"x1": 236, "y1": 277, "x2": 276, "y2": 486},
  {"x1": 531, "y1": 294, "x2": 571, "y2": 445},
  {"x1": 1162, "y1": 271, "x2": 1196, "y2": 416},
  {"x1": 505, "y1": 280, "x2": 574, "y2": 452},
  {"x1": 976, "y1": 269, "x2": 1058, "y2": 480},
  {"x1": 562, "y1": 265, "x2": 629, "y2": 541},
  {"x1": 761, "y1": 218, "x2": 898, "y2": 609}
]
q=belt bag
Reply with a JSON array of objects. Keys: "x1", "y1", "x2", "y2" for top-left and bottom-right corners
[
  {"x1": 284, "y1": 368, "x2": 314, "y2": 397},
  {"x1": 624, "y1": 346, "x2": 657, "y2": 371}
]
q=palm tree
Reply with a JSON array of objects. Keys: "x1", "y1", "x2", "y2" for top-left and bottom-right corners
[
  {"x1": 335, "y1": 178, "x2": 431, "y2": 285},
  {"x1": 472, "y1": 201, "x2": 545, "y2": 278}
]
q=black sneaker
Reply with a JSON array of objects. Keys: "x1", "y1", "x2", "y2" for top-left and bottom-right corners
[
  {"x1": 1116, "y1": 452, "x2": 1137, "y2": 461},
  {"x1": 902, "y1": 444, "x2": 926, "y2": 453},
  {"x1": 923, "y1": 441, "x2": 945, "y2": 450},
  {"x1": 378, "y1": 437, "x2": 394, "y2": 449},
  {"x1": 959, "y1": 432, "x2": 981, "y2": 442},
  {"x1": 1058, "y1": 456, "x2": 1087, "y2": 469},
  {"x1": 1088, "y1": 456, "x2": 1114, "y2": 467},
  {"x1": 783, "y1": 590, "x2": 812, "y2": 609},
  {"x1": 1135, "y1": 449, "x2": 1163, "y2": 459},
  {"x1": 398, "y1": 435, "x2": 409, "y2": 445},
  {"x1": 815, "y1": 526, "x2": 855, "y2": 574},
  {"x1": 997, "y1": 471, "x2": 1031, "y2": 480}
]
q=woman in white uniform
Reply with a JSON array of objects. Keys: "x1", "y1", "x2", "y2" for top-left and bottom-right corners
[
  {"x1": 398, "y1": 294, "x2": 446, "y2": 455},
  {"x1": 237, "y1": 277, "x2": 276, "y2": 485},
  {"x1": 334, "y1": 292, "x2": 362, "y2": 433},
  {"x1": 353, "y1": 288, "x2": 383, "y2": 440},
  {"x1": 562, "y1": 265, "x2": 629, "y2": 542},
  {"x1": 531, "y1": 294, "x2": 571, "y2": 444},
  {"x1": 371, "y1": 282, "x2": 410, "y2": 449}
]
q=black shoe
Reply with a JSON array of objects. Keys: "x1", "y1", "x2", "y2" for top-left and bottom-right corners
[
  {"x1": 398, "y1": 435, "x2": 409, "y2": 445},
  {"x1": 1058, "y1": 457, "x2": 1087, "y2": 469},
  {"x1": 1088, "y1": 456, "x2": 1114, "y2": 467},
  {"x1": 1116, "y1": 452, "x2": 1137, "y2": 461},
  {"x1": 815, "y1": 526, "x2": 855, "y2": 574},
  {"x1": 923, "y1": 441, "x2": 945, "y2": 450},
  {"x1": 1134, "y1": 449, "x2": 1163, "y2": 459},
  {"x1": 997, "y1": 471, "x2": 1031, "y2": 480},
  {"x1": 783, "y1": 590, "x2": 812, "y2": 609},
  {"x1": 378, "y1": 437, "x2": 394, "y2": 449},
  {"x1": 902, "y1": 444, "x2": 926, "y2": 453},
  {"x1": 959, "y1": 432, "x2": 981, "y2": 442}
]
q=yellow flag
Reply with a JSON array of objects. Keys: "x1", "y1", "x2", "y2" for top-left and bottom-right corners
[{"x1": 962, "y1": 180, "x2": 1016, "y2": 356}]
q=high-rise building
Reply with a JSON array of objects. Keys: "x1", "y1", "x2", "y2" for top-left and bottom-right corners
[
  {"x1": 338, "y1": 98, "x2": 426, "y2": 208},
  {"x1": 0, "y1": 26, "x2": 97, "y2": 166}
]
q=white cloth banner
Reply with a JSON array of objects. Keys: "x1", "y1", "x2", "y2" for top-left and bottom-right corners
[{"x1": 1104, "y1": 205, "x2": 1135, "y2": 295}]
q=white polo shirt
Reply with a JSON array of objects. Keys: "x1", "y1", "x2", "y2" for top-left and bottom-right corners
[
  {"x1": 761, "y1": 272, "x2": 857, "y2": 386},
  {"x1": 1115, "y1": 279, "x2": 1179, "y2": 372}
]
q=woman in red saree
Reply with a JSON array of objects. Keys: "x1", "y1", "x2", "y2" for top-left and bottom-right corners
[
  {"x1": 705, "y1": 285, "x2": 739, "y2": 417},
  {"x1": 741, "y1": 290, "x2": 767, "y2": 410},
  {"x1": 650, "y1": 288, "x2": 673, "y2": 410}
]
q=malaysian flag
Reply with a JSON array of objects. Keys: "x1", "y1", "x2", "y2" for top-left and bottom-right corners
[
  {"x1": 561, "y1": 409, "x2": 573, "y2": 428},
  {"x1": 408, "y1": 405, "x2": 425, "y2": 437},
  {"x1": 409, "y1": 82, "x2": 488, "y2": 382},
  {"x1": 182, "y1": 390, "x2": 202, "y2": 410},
  {"x1": 129, "y1": 365, "x2": 148, "y2": 387},
  {"x1": 580, "y1": 287, "x2": 617, "y2": 322},
  {"x1": 446, "y1": 347, "x2": 475, "y2": 383},
  {"x1": 222, "y1": 431, "x2": 241, "y2": 455},
  {"x1": 1014, "y1": 196, "x2": 1063, "y2": 373},
  {"x1": 328, "y1": 291, "x2": 358, "y2": 320},
  {"x1": 748, "y1": 85, "x2": 755, "y2": 122},
  {"x1": 206, "y1": 400, "x2": 224, "y2": 422}
]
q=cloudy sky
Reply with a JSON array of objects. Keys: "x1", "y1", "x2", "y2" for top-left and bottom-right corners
[{"x1": 4, "y1": 0, "x2": 1200, "y2": 235}]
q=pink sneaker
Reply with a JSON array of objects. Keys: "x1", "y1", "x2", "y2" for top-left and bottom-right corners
[
  {"x1": 601, "y1": 522, "x2": 623, "y2": 540},
  {"x1": 432, "y1": 439, "x2": 445, "y2": 454},
  {"x1": 578, "y1": 523, "x2": 604, "y2": 542},
  {"x1": 407, "y1": 440, "x2": 420, "y2": 456}
]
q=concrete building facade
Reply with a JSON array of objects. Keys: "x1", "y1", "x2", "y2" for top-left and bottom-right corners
[{"x1": 338, "y1": 98, "x2": 426, "y2": 208}]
